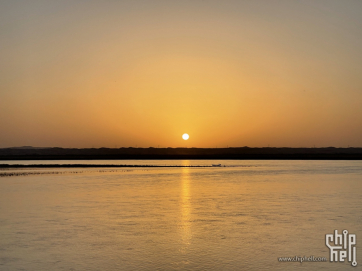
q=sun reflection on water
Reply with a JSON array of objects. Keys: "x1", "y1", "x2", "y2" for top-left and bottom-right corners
[{"x1": 180, "y1": 161, "x2": 192, "y2": 248}]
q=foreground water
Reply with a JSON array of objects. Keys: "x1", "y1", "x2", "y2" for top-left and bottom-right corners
[{"x1": 0, "y1": 160, "x2": 361, "y2": 270}]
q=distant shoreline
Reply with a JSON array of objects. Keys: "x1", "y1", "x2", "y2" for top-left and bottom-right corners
[
  {"x1": 0, "y1": 164, "x2": 213, "y2": 168},
  {"x1": 1, "y1": 147, "x2": 362, "y2": 160}
]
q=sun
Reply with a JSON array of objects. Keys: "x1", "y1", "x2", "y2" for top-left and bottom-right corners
[{"x1": 182, "y1": 133, "x2": 189, "y2": 140}]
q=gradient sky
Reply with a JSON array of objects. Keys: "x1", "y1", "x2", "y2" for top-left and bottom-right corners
[{"x1": 1, "y1": 0, "x2": 362, "y2": 148}]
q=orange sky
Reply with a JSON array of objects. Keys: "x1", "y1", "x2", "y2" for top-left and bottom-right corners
[{"x1": 1, "y1": 1, "x2": 362, "y2": 148}]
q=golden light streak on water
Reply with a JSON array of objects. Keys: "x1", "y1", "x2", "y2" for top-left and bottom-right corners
[{"x1": 180, "y1": 161, "x2": 192, "y2": 249}]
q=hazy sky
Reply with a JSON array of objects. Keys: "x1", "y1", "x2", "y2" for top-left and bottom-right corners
[{"x1": 1, "y1": 0, "x2": 362, "y2": 148}]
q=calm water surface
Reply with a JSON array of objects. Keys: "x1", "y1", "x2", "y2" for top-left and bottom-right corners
[{"x1": 0, "y1": 160, "x2": 361, "y2": 270}]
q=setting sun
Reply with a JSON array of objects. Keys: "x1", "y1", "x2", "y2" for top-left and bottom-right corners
[{"x1": 182, "y1": 133, "x2": 189, "y2": 140}]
